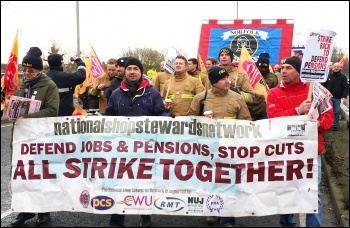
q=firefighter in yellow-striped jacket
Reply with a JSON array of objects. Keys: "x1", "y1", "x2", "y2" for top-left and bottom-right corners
[{"x1": 161, "y1": 55, "x2": 204, "y2": 116}]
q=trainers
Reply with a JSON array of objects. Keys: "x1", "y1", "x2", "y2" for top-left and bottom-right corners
[
  {"x1": 139, "y1": 215, "x2": 151, "y2": 227},
  {"x1": 206, "y1": 216, "x2": 218, "y2": 225}
]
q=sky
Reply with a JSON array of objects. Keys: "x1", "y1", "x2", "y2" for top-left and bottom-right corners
[{"x1": 1, "y1": 1, "x2": 349, "y2": 64}]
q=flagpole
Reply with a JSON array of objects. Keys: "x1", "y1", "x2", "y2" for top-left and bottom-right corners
[
  {"x1": 236, "y1": 1, "x2": 239, "y2": 19},
  {"x1": 76, "y1": 1, "x2": 80, "y2": 57}
]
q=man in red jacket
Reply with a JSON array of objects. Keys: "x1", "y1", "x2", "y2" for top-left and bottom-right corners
[{"x1": 267, "y1": 56, "x2": 334, "y2": 227}]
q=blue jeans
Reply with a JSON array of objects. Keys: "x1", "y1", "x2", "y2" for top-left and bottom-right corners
[
  {"x1": 280, "y1": 156, "x2": 322, "y2": 227},
  {"x1": 330, "y1": 98, "x2": 341, "y2": 128},
  {"x1": 109, "y1": 214, "x2": 125, "y2": 227},
  {"x1": 220, "y1": 216, "x2": 235, "y2": 227}
]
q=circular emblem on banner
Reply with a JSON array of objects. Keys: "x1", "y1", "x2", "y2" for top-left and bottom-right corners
[
  {"x1": 80, "y1": 190, "x2": 90, "y2": 208},
  {"x1": 230, "y1": 34, "x2": 258, "y2": 58}
]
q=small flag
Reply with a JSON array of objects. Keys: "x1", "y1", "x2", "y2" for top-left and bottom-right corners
[
  {"x1": 197, "y1": 53, "x2": 207, "y2": 74},
  {"x1": 90, "y1": 44, "x2": 105, "y2": 79},
  {"x1": 238, "y1": 46, "x2": 269, "y2": 101},
  {"x1": 72, "y1": 105, "x2": 87, "y2": 116},
  {"x1": 1, "y1": 30, "x2": 19, "y2": 111}
]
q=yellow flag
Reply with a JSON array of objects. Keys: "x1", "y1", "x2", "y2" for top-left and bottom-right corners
[
  {"x1": 197, "y1": 53, "x2": 207, "y2": 74},
  {"x1": 238, "y1": 46, "x2": 269, "y2": 101}
]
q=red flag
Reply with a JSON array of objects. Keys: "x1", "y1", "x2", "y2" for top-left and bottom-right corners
[
  {"x1": 238, "y1": 46, "x2": 269, "y2": 101},
  {"x1": 1, "y1": 31, "x2": 19, "y2": 111},
  {"x1": 90, "y1": 44, "x2": 105, "y2": 79},
  {"x1": 72, "y1": 105, "x2": 87, "y2": 116},
  {"x1": 339, "y1": 54, "x2": 348, "y2": 69}
]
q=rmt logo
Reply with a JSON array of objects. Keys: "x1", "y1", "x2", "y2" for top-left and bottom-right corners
[
  {"x1": 154, "y1": 197, "x2": 186, "y2": 212},
  {"x1": 91, "y1": 195, "x2": 115, "y2": 210}
]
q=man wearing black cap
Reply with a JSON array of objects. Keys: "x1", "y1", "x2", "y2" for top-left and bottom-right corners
[
  {"x1": 46, "y1": 54, "x2": 86, "y2": 116},
  {"x1": 105, "y1": 57, "x2": 128, "y2": 102},
  {"x1": 10, "y1": 47, "x2": 59, "y2": 227},
  {"x1": 218, "y1": 47, "x2": 255, "y2": 104},
  {"x1": 267, "y1": 56, "x2": 334, "y2": 227},
  {"x1": 105, "y1": 57, "x2": 169, "y2": 227},
  {"x1": 188, "y1": 66, "x2": 251, "y2": 227},
  {"x1": 188, "y1": 66, "x2": 251, "y2": 120},
  {"x1": 247, "y1": 52, "x2": 278, "y2": 120}
]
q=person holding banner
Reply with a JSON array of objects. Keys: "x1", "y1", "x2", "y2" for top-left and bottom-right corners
[
  {"x1": 218, "y1": 47, "x2": 255, "y2": 104},
  {"x1": 322, "y1": 62, "x2": 349, "y2": 131},
  {"x1": 10, "y1": 47, "x2": 59, "y2": 227},
  {"x1": 46, "y1": 53, "x2": 86, "y2": 116},
  {"x1": 105, "y1": 57, "x2": 169, "y2": 227},
  {"x1": 266, "y1": 56, "x2": 334, "y2": 227},
  {"x1": 188, "y1": 66, "x2": 251, "y2": 227},
  {"x1": 89, "y1": 58, "x2": 118, "y2": 114},
  {"x1": 187, "y1": 66, "x2": 251, "y2": 120}
]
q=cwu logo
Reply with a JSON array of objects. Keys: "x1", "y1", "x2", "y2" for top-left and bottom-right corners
[
  {"x1": 154, "y1": 197, "x2": 186, "y2": 212},
  {"x1": 120, "y1": 195, "x2": 153, "y2": 206},
  {"x1": 91, "y1": 195, "x2": 115, "y2": 210}
]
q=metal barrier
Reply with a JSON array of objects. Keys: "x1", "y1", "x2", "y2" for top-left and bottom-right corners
[{"x1": 340, "y1": 103, "x2": 349, "y2": 127}]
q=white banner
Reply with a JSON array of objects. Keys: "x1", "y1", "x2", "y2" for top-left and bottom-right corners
[
  {"x1": 300, "y1": 29, "x2": 337, "y2": 82},
  {"x1": 164, "y1": 47, "x2": 183, "y2": 74},
  {"x1": 11, "y1": 115, "x2": 319, "y2": 217}
]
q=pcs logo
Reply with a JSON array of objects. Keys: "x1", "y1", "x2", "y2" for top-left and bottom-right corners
[{"x1": 91, "y1": 195, "x2": 115, "y2": 210}]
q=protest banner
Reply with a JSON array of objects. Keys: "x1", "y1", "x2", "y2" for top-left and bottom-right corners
[
  {"x1": 300, "y1": 29, "x2": 337, "y2": 83},
  {"x1": 11, "y1": 115, "x2": 318, "y2": 216},
  {"x1": 198, "y1": 19, "x2": 294, "y2": 64}
]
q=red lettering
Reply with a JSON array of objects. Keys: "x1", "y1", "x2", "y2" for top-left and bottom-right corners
[
  {"x1": 117, "y1": 158, "x2": 137, "y2": 179},
  {"x1": 64, "y1": 158, "x2": 81, "y2": 178},
  {"x1": 215, "y1": 162, "x2": 231, "y2": 183},
  {"x1": 91, "y1": 158, "x2": 107, "y2": 178},
  {"x1": 174, "y1": 160, "x2": 193, "y2": 181},
  {"x1": 286, "y1": 160, "x2": 304, "y2": 180},
  {"x1": 137, "y1": 158, "x2": 155, "y2": 179},
  {"x1": 13, "y1": 160, "x2": 26, "y2": 179},
  {"x1": 28, "y1": 160, "x2": 40, "y2": 180},
  {"x1": 247, "y1": 162, "x2": 265, "y2": 182},
  {"x1": 268, "y1": 161, "x2": 284, "y2": 181},
  {"x1": 42, "y1": 160, "x2": 56, "y2": 179},
  {"x1": 159, "y1": 159, "x2": 174, "y2": 180},
  {"x1": 196, "y1": 161, "x2": 212, "y2": 182}
]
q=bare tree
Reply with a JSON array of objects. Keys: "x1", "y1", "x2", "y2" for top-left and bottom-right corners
[
  {"x1": 332, "y1": 46, "x2": 349, "y2": 76},
  {"x1": 121, "y1": 47, "x2": 166, "y2": 72}
]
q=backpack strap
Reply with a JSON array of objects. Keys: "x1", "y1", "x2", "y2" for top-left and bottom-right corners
[{"x1": 199, "y1": 90, "x2": 208, "y2": 116}]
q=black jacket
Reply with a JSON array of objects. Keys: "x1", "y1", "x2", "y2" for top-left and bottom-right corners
[
  {"x1": 323, "y1": 71, "x2": 348, "y2": 99},
  {"x1": 105, "y1": 76, "x2": 124, "y2": 102},
  {"x1": 47, "y1": 58, "x2": 86, "y2": 116}
]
